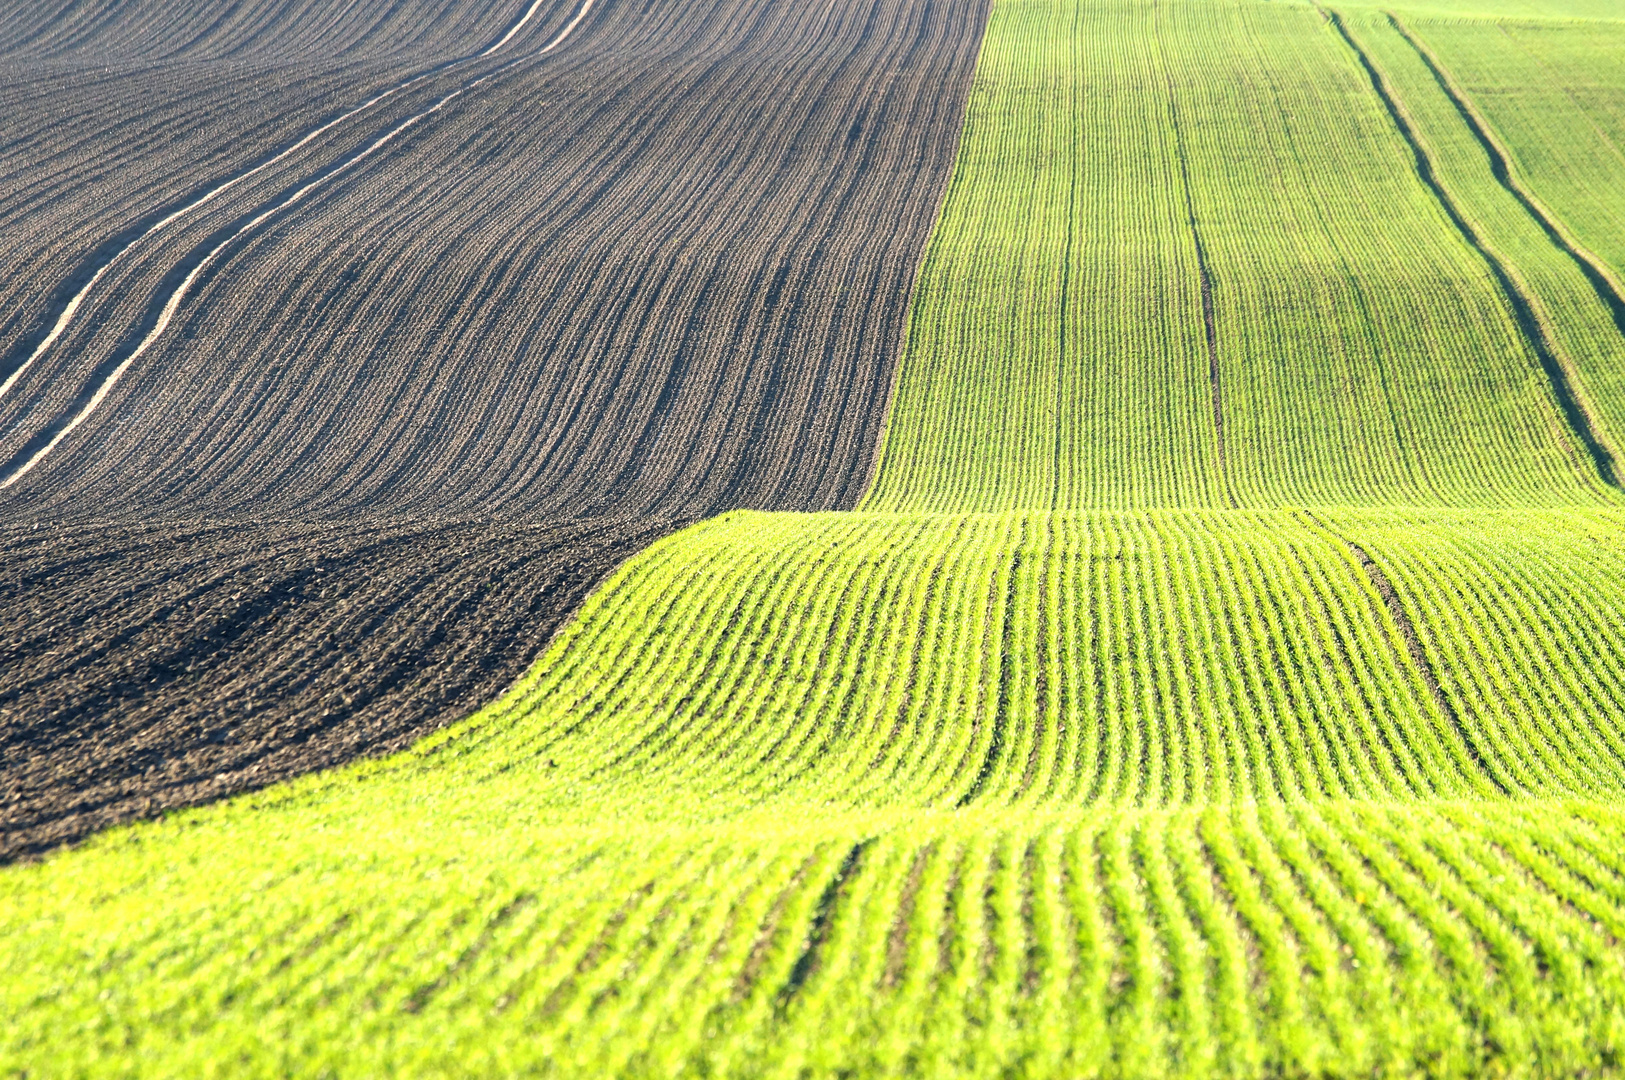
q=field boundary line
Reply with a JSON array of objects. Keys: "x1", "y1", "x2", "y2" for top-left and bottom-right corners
[{"x1": 854, "y1": 0, "x2": 995, "y2": 510}]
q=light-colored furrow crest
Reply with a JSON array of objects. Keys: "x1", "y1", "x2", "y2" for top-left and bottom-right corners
[{"x1": 0, "y1": 0, "x2": 593, "y2": 487}]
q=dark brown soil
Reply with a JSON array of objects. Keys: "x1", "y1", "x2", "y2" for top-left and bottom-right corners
[
  {"x1": 0, "y1": 517, "x2": 676, "y2": 859},
  {"x1": 0, "y1": 0, "x2": 989, "y2": 858}
]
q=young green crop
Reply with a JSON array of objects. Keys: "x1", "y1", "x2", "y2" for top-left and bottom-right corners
[
  {"x1": 7, "y1": 510, "x2": 1625, "y2": 1075},
  {"x1": 863, "y1": 0, "x2": 1625, "y2": 511}
]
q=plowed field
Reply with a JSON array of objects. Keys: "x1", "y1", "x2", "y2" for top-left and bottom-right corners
[{"x1": 0, "y1": 0, "x2": 988, "y2": 856}]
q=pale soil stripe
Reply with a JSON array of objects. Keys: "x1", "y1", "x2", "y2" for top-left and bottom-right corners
[
  {"x1": 486, "y1": 0, "x2": 595, "y2": 58},
  {"x1": 0, "y1": 0, "x2": 581, "y2": 408},
  {"x1": 0, "y1": 0, "x2": 594, "y2": 489}
]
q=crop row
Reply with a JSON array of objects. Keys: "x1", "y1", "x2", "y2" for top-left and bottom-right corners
[
  {"x1": 6, "y1": 794, "x2": 1623, "y2": 1076},
  {"x1": 428, "y1": 508, "x2": 1625, "y2": 813},
  {"x1": 6, "y1": 508, "x2": 1625, "y2": 1072},
  {"x1": 864, "y1": 0, "x2": 1625, "y2": 511}
]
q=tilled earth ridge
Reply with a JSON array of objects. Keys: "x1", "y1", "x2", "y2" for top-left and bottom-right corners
[
  {"x1": 0, "y1": 0, "x2": 989, "y2": 856},
  {"x1": 0, "y1": 0, "x2": 550, "y2": 368},
  {"x1": 0, "y1": 517, "x2": 680, "y2": 860}
]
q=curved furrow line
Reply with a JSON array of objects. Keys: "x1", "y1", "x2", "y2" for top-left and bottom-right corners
[
  {"x1": 2, "y1": 68, "x2": 495, "y2": 486},
  {"x1": 0, "y1": 12, "x2": 603, "y2": 487},
  {"x1": 1, "y1": 0, "x2": 513, "y2": 63},
  {"x1": 1388, "y1": 12, "x2": 1625, "y2": 348},
  {"x1": 0, "y1": 0, "x2": 581, "y2": 415},
  {"x1": 3, "y1": 0, "x2": 980, "y2": 520}
]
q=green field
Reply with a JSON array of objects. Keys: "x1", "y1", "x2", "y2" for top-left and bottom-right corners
[
  {"x1": 8, "y1": 0, "x2": 1625, "y2": 1075},
  {"x1": 10, "y1": 510, "x2": 1625, "y2": 1074},
  {"x1": 865, "y1": 0, "x2": 1625, "y2": 510}
]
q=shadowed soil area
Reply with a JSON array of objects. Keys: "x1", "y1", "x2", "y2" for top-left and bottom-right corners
[{"x1": 0, "y1": 517, "x2": 677, "y2": 859}]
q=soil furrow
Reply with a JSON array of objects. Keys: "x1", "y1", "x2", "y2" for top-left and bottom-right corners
[{"x1": 1157, "y1": 9, "x2": 1233, "y2": 508}]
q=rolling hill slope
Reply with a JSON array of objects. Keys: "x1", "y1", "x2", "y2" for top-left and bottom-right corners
[
  {"x1": 9, "y1": 508, "x2": 1625, "y2": 1075},
  {"x1": 6, "y1": 0, "x2": 1625, "y2": 1073}
]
